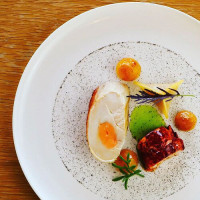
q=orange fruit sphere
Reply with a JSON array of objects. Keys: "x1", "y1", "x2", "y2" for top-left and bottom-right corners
[
  {"x1": 98, "y1": 122, "x2": 117, "y2": 149},
  {"x1": 116, "y1": 58, "x2": 141, "y2": 81},
  {"x1": 175, "y1": 110, "x2": 197, "y2": 131},
  {"x1": 115, "y1": 149, "x2": 138, "y2": 171}
]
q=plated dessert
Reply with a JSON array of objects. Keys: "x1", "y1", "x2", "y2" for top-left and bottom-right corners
[
  {"x1": 86, "y1": 57, "x2": 196, "y2": 189},
  {"x1": 52, "y1": 42, "x2": 200, "y2": 200},
  {"x1": 87, "y1": 81, "x2": 129, "y2": 162}
]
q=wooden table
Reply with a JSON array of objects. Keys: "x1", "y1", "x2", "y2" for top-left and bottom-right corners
[{"x1": 0, "y1": 0, "x2": 199, "y2": 199}]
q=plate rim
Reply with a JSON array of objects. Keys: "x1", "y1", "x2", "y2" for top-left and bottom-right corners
[{"x1": 12, "y1": 2, "x2": 200, "y2": 200}]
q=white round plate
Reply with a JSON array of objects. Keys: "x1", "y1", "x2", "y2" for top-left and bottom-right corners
[{"x1": 13, "y1": 2, "x2": 200, "y2": 200}]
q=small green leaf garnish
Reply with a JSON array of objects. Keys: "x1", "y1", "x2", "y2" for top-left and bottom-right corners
[
  {"x1": 129, "y1": 165, "x2": 136, "y2": 170},
  {"x1": 112, "y1": 176, "x2": 124, "y2": 182},
  {"x1": 112, "y1": 163, "x2": 124, "y2": 169},
  {"x1": 112, "y1": 153, "x2": 144, "y2": 190},
  {"x1": 124, "y1": 179, "x2": 128, "y2": 190},
  {"x1": 119, "y1": 155, "x2": 129, "y2": 165},
  {"x1": 127, "y1": 153, "x2": 130, "y2": 161},
  {"x1": 119, "y1": 169, "x2": 127, "y2": 175}
]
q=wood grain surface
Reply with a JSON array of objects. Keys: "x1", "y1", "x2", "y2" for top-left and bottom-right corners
[{"x1": 0, "y1": 0, "x2": 199, "y2": 199}]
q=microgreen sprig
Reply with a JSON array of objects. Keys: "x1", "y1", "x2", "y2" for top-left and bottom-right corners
[{"x1": 112, "y1": 153, "x2": 144, "y2": 190}]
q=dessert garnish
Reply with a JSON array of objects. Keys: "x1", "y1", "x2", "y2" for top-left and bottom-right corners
[
  {"x1": 112, "y1": 151, "x2": 144, "y2": 190},
  {"x1": 175, "y1": 110, "x2": 197, "y2": 131},
  {"x1": 130, "y1": 80, "x2": 194, "y2": 118},
  {"x1": 128, "y1": 87, "x2": 194, "y2": 104},
  {"x1": 130, "y1": 105, "x2": 166, "y2": 141},
  {"x1": 116, "y1": 58, "x2": 141, "y2": 81}
]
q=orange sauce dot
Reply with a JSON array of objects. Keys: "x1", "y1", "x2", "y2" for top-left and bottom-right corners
[
  {"x1": 175, "y1": 110, "x2": 197, "y2": 131},
  {"x1": 98, "y1": 122, "x2": 117, "y2": 149},
  {"x1": 115, "y1": 149, "x2": 138, "y2": 172},
  {"x1": 116, "y1": 58, "x2": 141, "y2": 81}
]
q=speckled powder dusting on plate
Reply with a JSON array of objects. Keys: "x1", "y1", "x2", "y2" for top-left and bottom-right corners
[{"x1": 52, "y1": 42, "x2": 200, "y2": 200}]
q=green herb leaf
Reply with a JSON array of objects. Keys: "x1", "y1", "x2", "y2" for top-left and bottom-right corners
[
  {"x1": 134, "y1": 169, "x2": 142, "y2": 174},
  {"x1": 127, "y1": 153, "x2": 130, "y2": 161},
  {"x1": 122, "y1": 177, "x2": 126, "y2": 182},
  {"x1": 137, "y1": 173, "x2": 145, "y2": 177},
  {"x1": 112, "y1": 153, "x2": 144, "y2": 190},
  {"x1": 119, "y1": 155, "x2": 128, "y2": 164},
  {"x1": 124, "y1": 179, "x2": 128, "y2": 190},
  {"x1": 120, "y1": 169, "x2": 127, "y2": 175},
  {"x1": 124, "y1": 166, "x2": 132, "y2": 174},
  {"x1": 129, "y1": 165, "x2": 136, "y2": 170},
  {"x1": 112, "y1": 176, "x2": 125, "y2": 182},
  {"x1": 112, "y1": 163, "x2": 124, "y2": 169}
]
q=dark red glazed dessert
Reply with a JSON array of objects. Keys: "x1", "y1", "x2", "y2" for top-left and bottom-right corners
[{"x1": 137, "y1": 126, "x2": 184, "y2": 171}]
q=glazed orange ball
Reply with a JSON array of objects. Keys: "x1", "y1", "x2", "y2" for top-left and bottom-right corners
[
  {"x1": 116, "y1": 58, "x2": 141, "y2": 81},
  {"x1": 175, "y1": 110, "x2": 197, "y2": 131},
  {"x1": 115, "y1": 149, "x2": 138, "y2": 171},
  {"x1": 98, "y1": 122, "x2": 117, "y2": 149}
]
